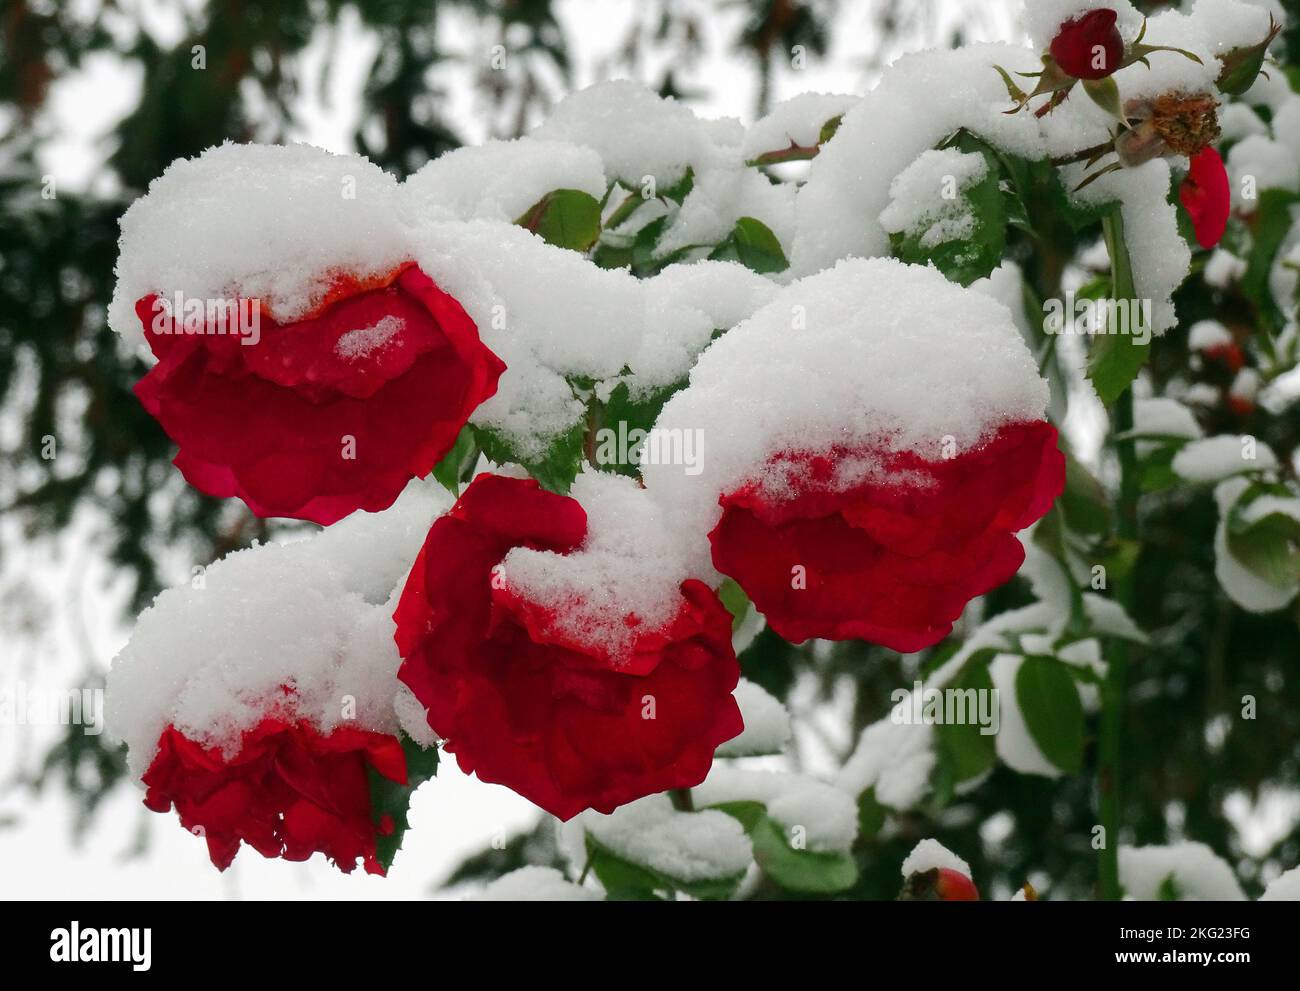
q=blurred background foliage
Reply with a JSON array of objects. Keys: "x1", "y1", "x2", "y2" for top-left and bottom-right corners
[{"x1": 0, "y1": 0, "x2": 1297, "y2": 900}]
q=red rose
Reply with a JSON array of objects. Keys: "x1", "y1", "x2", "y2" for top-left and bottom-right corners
[
  {"x1": 709, "y1": 421, "x2": 1065, "y2": 652},
  {"x1": 134, "y1": 264, "x2": 505, "y2": 524},
  {"x1": 900, "y1": 867, "x2": 981, "y2": 901},
  {"x1": 1050, "y1": 9, "x2": 1125, "y2": 80},
  {"x1": 141, "y1": 718, "x2": 407, "y2": 875},
  {"x1": 1180, "y1": 147, "x2": 1231, "y2": 250},
  {"x1": 394, "y1": 474, "x2": 742, "y2": 820}
]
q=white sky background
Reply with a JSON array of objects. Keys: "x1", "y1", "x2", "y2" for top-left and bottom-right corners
[{"x1": 0, "y1": 0, "x2": 1185, "y2": 900}]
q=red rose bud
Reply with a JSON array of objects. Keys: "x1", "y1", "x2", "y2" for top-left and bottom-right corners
[
  {"x1": 708, "y1": 422, "x2": 1064, "y2": 652},
  {"x1": 134, "y1": 264, "x2": 505, "y2": 525},
  {"x1": 899, "y1": 867, "x2": 981, "y2": 901},
  {"x1": 141, "y1": 719, "x2": 408, "y2": 875},
  {"x1": 1050, "y1": 9, "x2": 1125, "y2": 80},
  {"x1": 1180, "y1": 147, "x2": 1231, "y2": 250},
  {"x1": 394, "y1": 474, "x2": 742, "y2": 821},
  {"x1": 1204, "y1": 341, "x2": 1245, "y2": 373}
]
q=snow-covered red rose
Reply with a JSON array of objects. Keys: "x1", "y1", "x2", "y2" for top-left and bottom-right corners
[
  {"x1": 143, "y1": 719, "x2": 406, "y2": 875},
  {"x1": 111, "y1": 143, "x2": 504, "y2": 524},
  {"x1": 642, "y1": 258, "x2": 1063, "y2": 653},
  {"x1": 394, "y1": 472, "x2": 743, "y2": 821},
  {"x1": 710, "y1": 422, "x2": 1064, "y2": 651},
  {"x1": 1049, "y1": 9, "x2": 1125, "y2": 80},
  {"x1": 105, "y1": 486, "x2": 446, "y2": 874}
]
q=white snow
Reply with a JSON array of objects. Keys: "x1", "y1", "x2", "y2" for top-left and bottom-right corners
[
  {"x1": 901, "y1": 838, "x2": 971, "y2": 878},
  {"x1": 835, "y1": 710, "x2": 936, "y2": 810},
  {"x1": 655, "y1": 166, "x2": 796, "y2": 260},
  {"x1": 473, "y1": 866, "x2": 600, "y2": 901},
  {"x1": 742, "y1": 92, "x2": 859, "y2": 162},
  {"x1": 532, "y1": 80, "x2": 742, "y2": 189},
  {"x1": 1228, "y1": 136, "x2": 1299, "y2": 214},
  {"x1": 498, "y1": 470, "x2": 704, "y2": 659},
  {"x1": 1172, "y1": 435, "x2": 1279, "y2": 482},
  {"x1": 1188, "y1": 319, "x2": 1235, "y2": 351},
  {"x1": 878, "y1": 147, "x2": 989, "y2": 248},
  {"x1": 1259, "y1": 865, "x2": 1300, "y2": 901},
  {"x1": 580, "y1": 795, "x2": 753, "y2": 884},
  {"x1": 715, "y1": 680, "x2": 792, "y2": 758},
  {"x1": 694, "y1": 767, "x2": 858, "y2": 853},
  {"x1": 1129, "y1": 397, "x2": 1203, "y2": 440},
  {"x1": 1119, "y1": 842, "x2": 1246, "y2": 900},
  {"x1": 110, "y1": 142, "x2": 410, "y2": 351},
  {"x1": 401, "y1": 137, "x2": 607, "y2": 223},
  {"x1": 105, "y1": 484, "x2": 450, "y2": 778}
]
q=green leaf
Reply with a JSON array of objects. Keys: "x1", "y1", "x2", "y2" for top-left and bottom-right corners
[
  {"x1": 708, "y1": 215, "x2": 789, "y2": 274},
  {"x1": 430, "y1": 426, "x2": 478, "y2": 495},
  {"x1": 888, "y1": 132, "x2": 1005, "y2": 286},
  {"x1": 1015, "y1": 655, "x2": 1085, "y2": 774},
  {"x1": 1226, "y1": 508, "x2": 1300, "y2": 589},
  {"x1": 936, "y1": 663, "x2": 998, "y2": 783},
  {"x1": 584, "y1": 832, "x2": 743, "y2": 901},
  {"x1": 593, "y1": 378, "x2": 685, "y2": 478},
  {"x1": 369, "y1": 734, "x2": 440, "y2": 874},
  {"x1": 1060, "y1": 450, "x2": 1111, "y2": 535},
  {"x1": 857, "y1": 789, "x2": 887, "y2": 840},
  {"x1": 708, "y1": 800, "x2": 767, "y2": 832},
  {"x1": 717, "y1": 578, "x2": 751, "y2": 632},
  {"x1": 750, "y1": 814, "x2": 858, "y2": 895},
  {"x1": 473, "y1": 420, "x2": 585, "y2": 494},
  {"x1": 515, "y1": 188, "x2": 603, "y2": 252},
  {"x1": 1087, "y1": 209, "x2": 1151, "y2": 405},
  {"x1": 1242, "y1": 188, "x2": 1300, "y2": 332}
]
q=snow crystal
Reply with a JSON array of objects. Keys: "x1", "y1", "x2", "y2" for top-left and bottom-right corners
[
  {"x1": 1119, "y1": 843, "x2": 1246, "y2": 900},
  {"x1": 1260, "y1": 865, "x2": 1300, "y2": 901},
  {"x1": 499, "y1": 470, "x2": 699, "y2": 659},
  {"x1": 580, "y1": 795, "x2": 753, "y2": 883},
  {"x1": 694, "y1": 767, "x2": 858, "y2": 853},
  {"x1": 334, "y1": 315, "x2": 404, "y2": 360},
  {"x1": 1272, "y1": 98, "x2": 1300, "y2": 161},
  {"x1": 532, "y1": 80, "x2": 742, "y2": 189},
  {"x1": 742, "y1": 92, "x2": 859, "y2": 163},
  {"x1": 110, "y1": 142, "x2": 410, "y2": 351},
  {"x1": 1172, "y1": 435, "x2": 1279, "y2": 482},
  {"x1": 901, "y1": 838, "x2": 970, "y2": 878},
  {"x1": 879, "y1": 147, "x2": 988, "y2": 247},
  {"x1": 401, "y1": 137, "x2": 607, "y2": 223},
  {"x1": 105, "y1": 484, "x2": 449, "y2": 778},
  {"x1": 473, "y1": 866, "x2": 600, "y2": 901},
  {"x1": 835, "y1": 710, "x2": 936, "y2": 810},
  {"x1": 642, "y1": 257, "x2": 1049, "y2": 575},
  {"x1": 715, "y1": 679, "x2": 792, "y2": 758}
]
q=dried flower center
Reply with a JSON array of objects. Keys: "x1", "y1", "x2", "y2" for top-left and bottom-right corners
[{"x1": 1148, "y1": 93, "x2": 1221, "y2": 157}]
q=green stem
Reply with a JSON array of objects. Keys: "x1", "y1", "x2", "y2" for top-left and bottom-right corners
[
  {"x1": 669, "y1": 788, "x2": 694, "y2": 813},
  {"x1": 1097, "y1": 212, "x2": 1141, "y2": 901}
]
